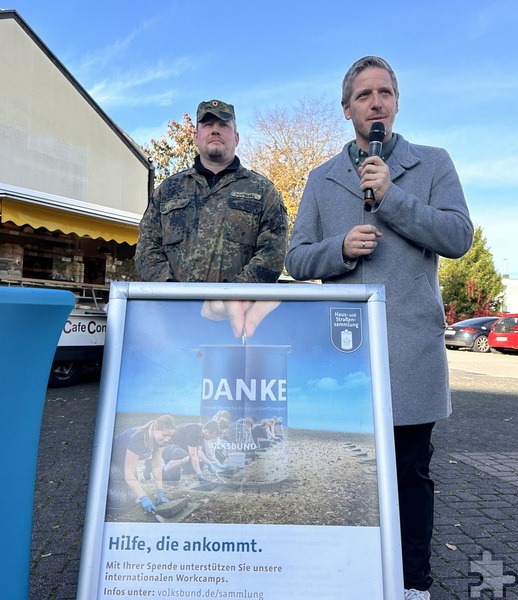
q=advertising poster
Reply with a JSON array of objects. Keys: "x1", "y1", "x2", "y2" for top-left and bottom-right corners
[{"x1": 78, "y1": 283, "x2": 402, "y2": 600}]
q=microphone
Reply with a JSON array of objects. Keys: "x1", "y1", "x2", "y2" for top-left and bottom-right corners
[{"x1": 364, "y1": 121, "x2": 386, "y2": 208}]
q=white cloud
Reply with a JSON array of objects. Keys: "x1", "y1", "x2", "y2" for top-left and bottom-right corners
[
  {"x1": 309, "y1": 377, "x2": 343, "y2": 392},
  {"x1": 90, "y1": 85, "x2": 175, "y2": 109},
  {"x1": 457, "y1": 156, "x2": 518, "y2": 187},
  {"x1": 87, "y1": 58, "x2": 193, "y2": 108},
  {"x1": 129, "y1": 121, "x2": 171, "y2": 148},
  {"x1": 66, "y1": 16, "x2": 201, "y2": 112},
  {"x1": 307, "y1": 371, "x2": 370, "y2": 392},
  {"x1": 74, "y1": 19, "x2": 155, "y2": 76}
]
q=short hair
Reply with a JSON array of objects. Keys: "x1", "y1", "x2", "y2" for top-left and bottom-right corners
[
  {"x1": 341, "y1": 56, "x2": 399, "y2": 106},
  {"x1": 136, "y1": 414, "x2": 175, "y2": 451},
  {"x1": 217, "y1": 418, "x2": 229, "y2": 432},
  {"x1": 203, "y1": 420, "x2": 220, "y2": 436}
]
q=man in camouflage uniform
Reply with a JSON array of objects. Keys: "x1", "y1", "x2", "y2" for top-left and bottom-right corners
[{"x1": 135, "y1": 99, "x2": 287, "y2": 284}]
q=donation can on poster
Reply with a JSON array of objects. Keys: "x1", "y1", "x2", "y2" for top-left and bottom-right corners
[{"x1": 199, "y1": 344, "x2": 290, "y2": 484}]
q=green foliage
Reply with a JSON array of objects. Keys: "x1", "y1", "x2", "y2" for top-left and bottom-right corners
[
  {"x1": 440, "y1": 226, "x2": 503, "y2": 322},
  {"x1": 145, "y1": 113, "x2": 196, "y2": 185}
]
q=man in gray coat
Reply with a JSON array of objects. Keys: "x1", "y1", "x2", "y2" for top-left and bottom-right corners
[{"x1": 286, "y1": 56, "x2": 473, "y2": 599}]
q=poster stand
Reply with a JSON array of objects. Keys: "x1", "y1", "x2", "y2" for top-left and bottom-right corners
[{"x1": 78, "y1": 282, "x2": 403, "y2": 599}]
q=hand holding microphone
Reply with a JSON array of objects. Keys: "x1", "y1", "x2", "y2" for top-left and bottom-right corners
[{"x1": 361, "y1": 122, "x2": 387, "y2": 211}]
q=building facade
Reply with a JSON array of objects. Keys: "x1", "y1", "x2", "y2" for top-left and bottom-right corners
[
  {"x1": 0, "y1": 10, "x2": 153, "y2": 290},
  {"x1": 502, "y1": 276, "x2": 518, "y2": 313}
]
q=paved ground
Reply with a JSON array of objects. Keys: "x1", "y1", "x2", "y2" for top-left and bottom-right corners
[
  {"x1": 29, "y1": 351, "x2": 518, "y2": 599},
  {"x1": 430, "y1": 351, "x2": 518, "y2": 599}
]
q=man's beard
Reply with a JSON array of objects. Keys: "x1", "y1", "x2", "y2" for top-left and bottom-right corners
[{"x1": 206, "y1": 146, "x2": 225, "y2": 161}]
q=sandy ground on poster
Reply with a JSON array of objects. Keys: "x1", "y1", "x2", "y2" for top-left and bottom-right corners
[{"x1": 99, "y1": 522, "x2": 384, "y2": 598}]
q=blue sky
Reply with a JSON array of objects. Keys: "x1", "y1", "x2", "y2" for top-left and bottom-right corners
[{"x1": 6, "y1": 0, "x2": 518, "y2": 276}]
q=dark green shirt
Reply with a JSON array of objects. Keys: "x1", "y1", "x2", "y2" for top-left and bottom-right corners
[{"x1": 349, "y1": 133, "x2": 399, "y2": 174}]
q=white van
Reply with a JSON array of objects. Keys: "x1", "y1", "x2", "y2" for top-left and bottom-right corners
[{"x1": 49, "y1": 306, "x2": 107, "y2": 386}]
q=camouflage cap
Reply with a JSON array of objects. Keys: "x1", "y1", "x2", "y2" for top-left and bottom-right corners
[{"x1": 196, "y1": 99, "x2": 236, "y2": 122}]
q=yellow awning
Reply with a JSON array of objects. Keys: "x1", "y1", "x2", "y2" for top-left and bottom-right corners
[{"x1": 0, "y1": 198, "x2": 139, "y2": 245}]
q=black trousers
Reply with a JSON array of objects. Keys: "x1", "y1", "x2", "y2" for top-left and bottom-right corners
[{"x1": 394, "y1": 422, "x2": 435, "y2": 591}]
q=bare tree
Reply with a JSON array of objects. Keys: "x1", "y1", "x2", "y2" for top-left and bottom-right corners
[{"x1": 240, "y1": 97, "x2": 352, "y2": 226}]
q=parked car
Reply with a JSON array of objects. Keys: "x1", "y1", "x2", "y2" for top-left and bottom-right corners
[
  {"x1": 488, "y1": 313, "x2": 518, "y2": 354},
  {"x1": 444, "y1": 316, "x2": 500, "y2": 353}
]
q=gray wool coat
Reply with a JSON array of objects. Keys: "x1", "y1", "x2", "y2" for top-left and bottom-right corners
[{"x1": 285, "y1": 135, "x2": 474, "y2": 426}]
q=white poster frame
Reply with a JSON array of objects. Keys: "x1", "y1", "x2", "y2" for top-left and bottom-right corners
[{"x1": 77, "y1": 281, "x2": 403, "y2": 600}]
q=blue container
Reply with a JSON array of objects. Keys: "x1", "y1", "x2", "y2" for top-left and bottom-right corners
[
  {"x1": 0, "y1": 287, "x2": 75, "y2": 599},
  {"x1": 200, "y1": 344, "x2": 290, "y2": 425},
  {"x1": 199, "y1": 344, "x2": 290, "y2": 484}
]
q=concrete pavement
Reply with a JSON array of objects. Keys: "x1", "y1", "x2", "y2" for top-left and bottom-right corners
[
  {"x1": 430, "y1": 351, "x2": 517, "y2": 599},
  {"x1": 29, "y1": 351, "x2": 518, "y2": 599}
]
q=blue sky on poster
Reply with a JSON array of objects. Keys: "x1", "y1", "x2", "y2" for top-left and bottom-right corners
[
  {"x1": 115, "y1": 300, "x2": 375, "y2": 433},
  {"x1": 6, "y1": 0, "x2": 518, "y2": 276}
]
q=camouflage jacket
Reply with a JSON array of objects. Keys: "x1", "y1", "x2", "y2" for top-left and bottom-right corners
[{"x1": 135, "y1": 164, "x2": 288, "y2": 282}]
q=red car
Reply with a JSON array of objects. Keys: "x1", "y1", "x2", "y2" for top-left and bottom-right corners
[{"x1": 488, "y1": 313, "x2": 518, "y2": 354}]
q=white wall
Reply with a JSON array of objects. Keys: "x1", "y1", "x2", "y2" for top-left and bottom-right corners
[
  {"x1": 0, "y1": 16, "x2": 150, "y2": 217},
  {"x1": 502, "y1": 277, "x2": 518, "y2": 313}
]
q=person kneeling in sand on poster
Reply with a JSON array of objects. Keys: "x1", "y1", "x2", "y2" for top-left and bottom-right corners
[
  {"x1": 107, "y1": 415, "x2": 183, "y2": 515},
  {"x1": 273, "y1": 417, "x2": 285, "y2": 441},
  {"x1": 251, "y1": 419, "x2": 271, "y2": 450},
  {"x1": 163, "y1": 421, "x2": 221, "y2": 482},
  {"x1": 203, "y1": 415, "x2": 230, "y2": 466}
]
